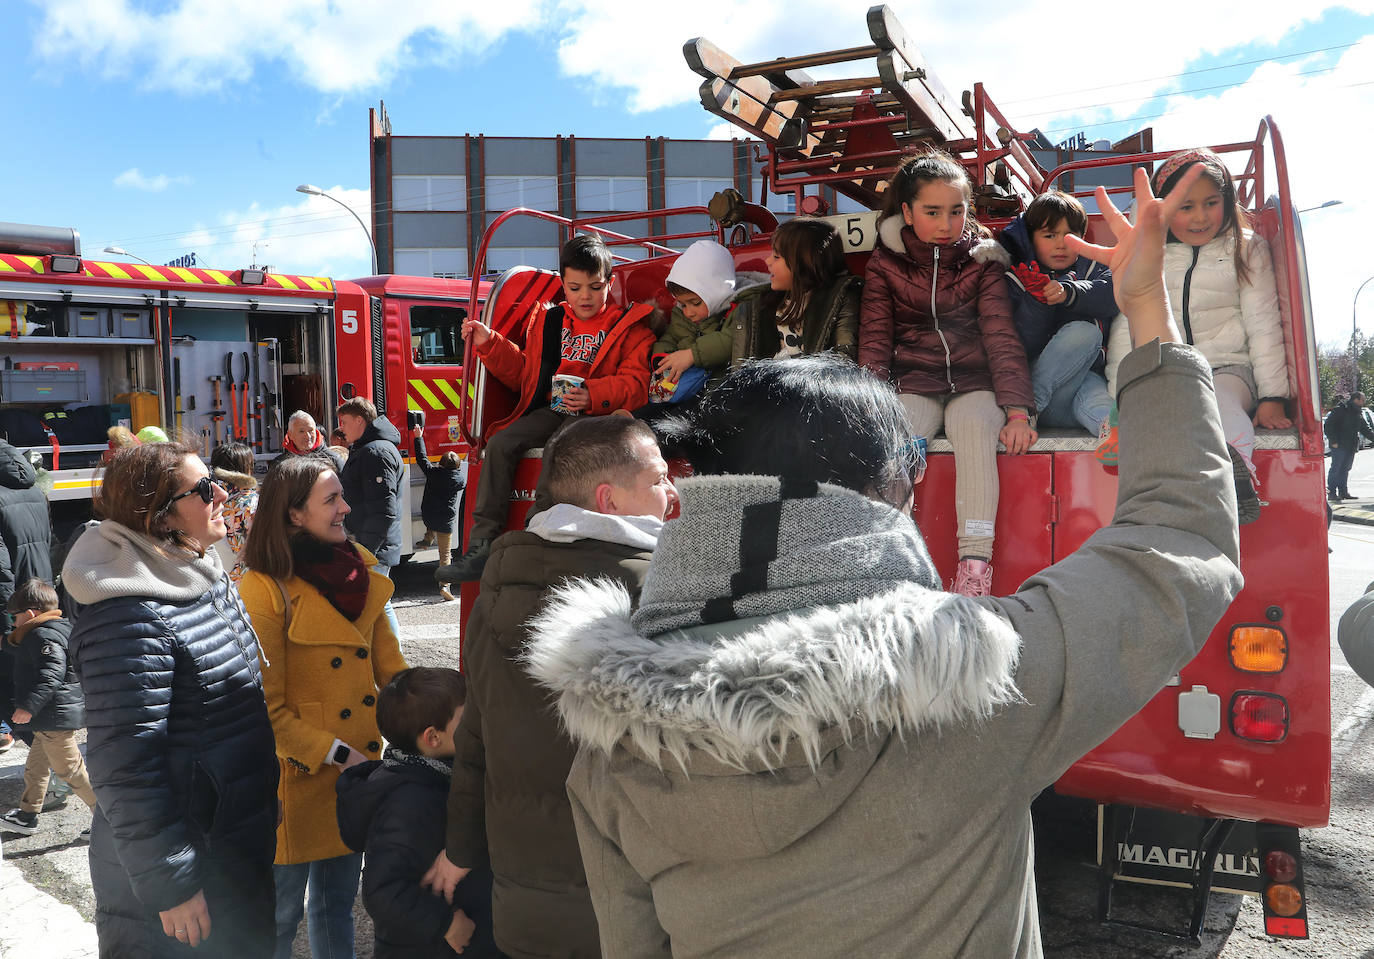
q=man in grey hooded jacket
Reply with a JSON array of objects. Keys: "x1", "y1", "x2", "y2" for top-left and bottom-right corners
[
  {"x1": 522, "y1": 167, "x2": 1244, "y2": 958},
  {"x1": 424, "y1": 414, "x2": 677, "y2": 959}
]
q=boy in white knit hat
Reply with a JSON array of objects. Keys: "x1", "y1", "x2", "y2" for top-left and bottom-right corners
[{"x1": 636, "y1": 239, "x2": 741, "y2": 420}]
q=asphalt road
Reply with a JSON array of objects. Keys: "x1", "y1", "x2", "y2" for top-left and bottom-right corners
[{"x1": 4, "y1": 455, "x2": 1374, "y2": 958}]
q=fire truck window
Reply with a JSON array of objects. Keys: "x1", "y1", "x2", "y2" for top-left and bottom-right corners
[{"x1": 409, "y1": 305, "x2": 466, "y2": 365}]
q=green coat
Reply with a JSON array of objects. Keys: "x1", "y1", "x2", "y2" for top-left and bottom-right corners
[
  {"x1": 652, "y1": 305, "x2": 734, "y2": 389},
  {"x1": 728, "y1": 275, "x2": 861, "y2": 366}
]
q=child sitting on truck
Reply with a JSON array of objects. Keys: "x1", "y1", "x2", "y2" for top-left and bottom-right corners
[
  {"x1": 858, "y1": 150, "x2": 1035, "y2": 597},
  {"x1": 1000, "y1": 190, "x2": 1117, "y2": 436},
  {"x1": 437, "y1": 233, "x2": 655, "y2": 584},
  {"x1": 635, "y1": 239, "x2": 740, "y2": 421}
]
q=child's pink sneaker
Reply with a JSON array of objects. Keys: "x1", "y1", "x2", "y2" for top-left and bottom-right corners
[{"x1": 952, "y1": 558, "x2": 994, "y2": 597}]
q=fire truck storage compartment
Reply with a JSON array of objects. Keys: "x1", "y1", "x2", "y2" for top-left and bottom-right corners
[
  {"x1": 63, "y1": 306, "x2": 152, "y2": 338},
  {"x1": 1, "y1": 368, "x2": 87, "y2": 403}
]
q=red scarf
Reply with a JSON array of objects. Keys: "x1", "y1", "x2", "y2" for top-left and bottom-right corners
[
  {"x1": 290, "y1": 537, "x2": 368, "y2": 621},
  {"x1": 283, "y1": 431, "x2": 325, "y2": 456}
]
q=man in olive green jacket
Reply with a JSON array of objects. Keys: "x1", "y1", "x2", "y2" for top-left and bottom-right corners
[{"x1": 423, "y1": 415, "x2": 676, "y2": 959}]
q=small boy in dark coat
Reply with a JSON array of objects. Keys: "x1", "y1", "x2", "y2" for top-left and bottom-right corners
[
  {"x1": 0, "y1": 578, "x2": 97, "y2": 836},
  {"x1": 336, "y1": 667, "x2": 500, "y2": 958},
  {"x1": 412, "y1": 427, "x2": 466, "y2": 601}
]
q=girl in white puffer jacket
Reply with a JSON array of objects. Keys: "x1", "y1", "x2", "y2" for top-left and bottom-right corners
[{"x1": 1105, "y1": 147, "x2": 1291, "y2": 522}]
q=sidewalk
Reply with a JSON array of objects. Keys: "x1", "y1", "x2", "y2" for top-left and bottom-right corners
[{"x1": 0, "y1": 850, "x2": 98, "y2": 959}]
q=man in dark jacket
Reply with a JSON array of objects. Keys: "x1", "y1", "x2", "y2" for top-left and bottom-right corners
[
  {"x1": 0, "y1": 437, "x2": 53, "y2": 750},
  {"x1": 421, "y1": 415, "x2": 676, "y2": 959},
  {"x1": 1325, "y1": 392, "x2": 1374, "y2": 501},
  {"x1": 338, "y1": 397, "x2": 405, "y2": 635},
  {"x1": 1, "y1": 578, "x2": 97, "y2": 835}
]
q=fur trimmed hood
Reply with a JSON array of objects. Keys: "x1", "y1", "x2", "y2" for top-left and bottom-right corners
[
  {"x1": 525, "y1": 576, "x2": 1022, "y2": 775},
  {"x1": 876, "y1": 213, "x2": 1010, "y2": 267}
]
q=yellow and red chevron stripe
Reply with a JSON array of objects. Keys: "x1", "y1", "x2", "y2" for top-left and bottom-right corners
[
  {"x1": 407, "y1": 377, "x2": 476, "y2": 413},
  {"x1": 0, "y1": 254, "x2": 333, "y2": 292},
  {"x1": 0, "y1": 253, "x2": 45, "y2": 274}
]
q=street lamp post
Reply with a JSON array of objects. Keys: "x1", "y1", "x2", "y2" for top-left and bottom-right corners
[
  {"x1": 296, "y1": 184, "x2": 378, "y2": 275},
  {"x1": 1297, "y1": 200, "x2": 1342, "y2": 214},
  {"x1": 102, "y1": 245, "x2": 152, "y2": 265},
  {"x1": 1352, "y1": 276, "x2": 1374, "y2": 394}
]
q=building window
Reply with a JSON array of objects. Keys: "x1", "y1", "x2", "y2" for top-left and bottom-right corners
[
  {"x1": 485, "y1": 176, "x2": 558, "y2": 211},
  {"x1": 394, "y1": 248, "x2": 468, "y2": 278},
  {"x1": 664, "y1": 177, "x2": 734, "y2": 208},
  {"x1": 409, "y1": 305, "x2": 467, "y2": 366},
  {"x1": 393, "y1": 176, "x2": 467, "y2": 211},
  {"x1": 484, "y1": 247, "x2": 560, "y2": 273},
  {"x1": 765, "y1": 190, "x2": 798, "y2": 214},
  {"x1": 576, "y1": 176, "x2": 648, "y2": 212}
]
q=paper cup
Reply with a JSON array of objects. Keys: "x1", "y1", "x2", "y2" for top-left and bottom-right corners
[{"x1": 550, "y1": 374, "x2": 586, "y2": 414}]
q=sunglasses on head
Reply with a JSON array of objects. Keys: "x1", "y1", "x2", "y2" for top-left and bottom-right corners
[{"x1": 169, "y1": 476, "x2": 221, "y2": 506}]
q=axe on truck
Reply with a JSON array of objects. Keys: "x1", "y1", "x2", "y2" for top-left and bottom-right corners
[
  {"x1": 173, "y1": 357, "x2": 184, "y2": 437},
  {"x1": 226, "y1": 353, "x2": 239, "y2": 442},
  {"x1": 208, "y1": 375, "x2": 226, "y2": 452}
]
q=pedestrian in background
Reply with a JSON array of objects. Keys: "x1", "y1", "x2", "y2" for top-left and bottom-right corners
[
  {"x1": 0, "y1": 578, "x2": 96, "y2": 838},
  {"x1": 210, "y1": 441, "x2": 258, "y2": 582},
  {"x1": 337, "y1": 397, "x2": 406, "y2": 637},
  {"x1": 240, "y1": 455, "x2": 408, "y2": 959},
  {"x1": 411, "y1": 425, "x2": 465, "y2": 601},
  {"x1": 0, "y1": 436, "x2": 53, "y2": 754},
  {"x1": 62, "y1": 441, "x2": 279, "y2": 956},
  {"x1": 273, "y1": 410, "x2": 345, "y2": 474},
  {"x1": 1325, "y1": 391, "x2": 1374, "y2": 501}
]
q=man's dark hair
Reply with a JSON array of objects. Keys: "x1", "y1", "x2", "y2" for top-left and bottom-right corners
[
  {"x1": 664, "y1": 353, "x2": 920, "y2": 510},
  {"x1": 377, "y1": 667, "x2": 467, "y2": 751},
  {"x1": 1023, "y1": 190, "x2": 1089, "y2": 238},
  {"x1": 543, "y1": 416, "x2": 659, "y2": 510},
  {"x1": 7, "y1": 578, "x2": 58, "y2": 615},
  {"x1": 560, "y1": 233, "x2": 614, "y2": 281},
  {"x1": 337, "y1": 397, "x2": 378, "y2": 422}
]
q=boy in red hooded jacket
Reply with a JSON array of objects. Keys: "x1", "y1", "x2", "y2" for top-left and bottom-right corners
[{"x1": 437, "y1": 234, "x2": 654, "y2": 583}]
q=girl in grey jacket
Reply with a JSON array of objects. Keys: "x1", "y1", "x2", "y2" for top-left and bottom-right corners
[{"x1": 523, "y1": 167, "x2": 1243, "y2": 958}]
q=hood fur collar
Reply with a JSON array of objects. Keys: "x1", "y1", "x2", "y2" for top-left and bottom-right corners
[
  {"x1": 213, "y1": 467, "x2": 257, "y2": 490},
  {"x1": 525, "y1": 577, "x2": 1022, "y2": 774},
  {"x1": 877, "y1": 214, "x2": 1010, "y2": 267}
]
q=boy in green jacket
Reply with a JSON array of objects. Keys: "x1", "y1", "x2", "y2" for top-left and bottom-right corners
[{"x1": 635, "y1": 239, "x2": 739, "y2": 421}]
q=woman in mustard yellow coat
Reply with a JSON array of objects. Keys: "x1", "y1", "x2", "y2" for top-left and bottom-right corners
[{"x1": 240, "y1": 456, "x2": 408, "y2": 959}]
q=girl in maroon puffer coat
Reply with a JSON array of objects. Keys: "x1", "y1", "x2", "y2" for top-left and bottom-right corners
[{"x1": 859, "y1": 151, "x2": 1035, "y2": 596}]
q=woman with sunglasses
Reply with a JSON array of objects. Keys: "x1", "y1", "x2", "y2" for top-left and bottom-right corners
[
  {"x1": 61, "y1": 441, "x2": 279, "y2": 957},
  {"x1": 238, "y1": 455, "x2": 408, "y2": 959}
]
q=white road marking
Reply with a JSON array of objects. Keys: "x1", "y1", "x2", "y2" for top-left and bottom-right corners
[{"x1": 1332, "y1": 686, "x2": 1374, "y2": 762}]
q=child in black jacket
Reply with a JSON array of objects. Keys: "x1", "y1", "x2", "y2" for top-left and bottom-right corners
[
  {"x1": 336, "y1": 667, "x2": 500, "y2": 958},
  {"x1": 412, "y1": 427, "x2": 466, "y2": 601},
  {"x1": 1, "y1": 578, "x2": 97, "y2": 836}
]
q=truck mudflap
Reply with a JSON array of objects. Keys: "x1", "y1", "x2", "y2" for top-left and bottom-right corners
[{"x1": 1096, "y1": 804, "x2": 1309, "y2": 941}]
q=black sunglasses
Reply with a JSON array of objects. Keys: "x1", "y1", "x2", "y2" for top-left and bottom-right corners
[{"x1": 168, "y1": 476, "x2": 222, "y2": 506}]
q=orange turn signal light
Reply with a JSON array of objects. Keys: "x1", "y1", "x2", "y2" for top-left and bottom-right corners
[
  {"x1": 1229, "y1": 625, "x2": 1288, "y2": 673},
  {"x1": 1265, "y1": 882, "x2": 1304, "y2": 917}
]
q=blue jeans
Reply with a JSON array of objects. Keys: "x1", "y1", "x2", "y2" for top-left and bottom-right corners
[
  {"x1": 273, "y1": 853, "x2": 364, "y2": 959},
  {"x1": 372, "y1": 563, "x2": 402, "y2": 638},
  {"x1": 1329, "y1": 445, "x2": 1357, "y2": 495},
  {"x1": 1032, "y1": 321, "x2": 1112, "y2": 434}
]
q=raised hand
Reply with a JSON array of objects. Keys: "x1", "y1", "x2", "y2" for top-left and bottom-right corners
[{"x1": 1065, "y1": 164, "x2": 1204, "y2": 347}]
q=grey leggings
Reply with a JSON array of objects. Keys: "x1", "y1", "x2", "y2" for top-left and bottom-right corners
[{"x1": 899, "y1": 390, "x2": 1004, "y2": 561}]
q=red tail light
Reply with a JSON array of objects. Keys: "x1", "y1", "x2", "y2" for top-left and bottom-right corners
[{"x1": 1230, "y1": 692, "x2": 1289, "y2": 742}]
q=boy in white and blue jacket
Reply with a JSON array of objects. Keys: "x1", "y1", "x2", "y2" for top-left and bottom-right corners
[{"x1": 1001, "y1": 190, "x2": 1118, "y2": 434}]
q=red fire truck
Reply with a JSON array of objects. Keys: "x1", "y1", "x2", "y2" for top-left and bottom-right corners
[
  {"x1": 0, "y1": 224, "x2": 502, "y2": 554},
  {"x1": 455, "y1": 6, "x2": 1327, "y2": 942}
]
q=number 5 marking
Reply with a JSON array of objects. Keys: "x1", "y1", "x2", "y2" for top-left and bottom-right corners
[{"x1": 341, "y1": 309, "x2": 358, "y2": 334}]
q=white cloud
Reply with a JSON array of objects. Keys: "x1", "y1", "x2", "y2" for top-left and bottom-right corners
[
  {"x1": 114, "y1": 168, "x2": 191, "y2": 192},
  {"x1": 704, "y1": 121, "x2": 739, "y2": 141},
  {"x1": 126, "y1": 187, "x2": 375, "y2": 279}
]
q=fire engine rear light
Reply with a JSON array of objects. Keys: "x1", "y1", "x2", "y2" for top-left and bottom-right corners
[
  {"x1": 1264, "y1": 883, "x2": 1303, "y2": 917},
  {"x1": 50, "y1": 254, "x2": 82, "y2": 273},
  {"x1": 1229, "y1": 692, "x2": 1289, "y2": 742},
  {"x1": 1229, "y1": 625, "x2": 1287, "y2": 672},
  {"x1": 1265, "y1": 850, "x2": 1298, "y2": 882}
]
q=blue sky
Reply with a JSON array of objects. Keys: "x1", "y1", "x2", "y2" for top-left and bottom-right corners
[{"x1": 4, "y1": 0, "x2": 1374, "y2": 351}]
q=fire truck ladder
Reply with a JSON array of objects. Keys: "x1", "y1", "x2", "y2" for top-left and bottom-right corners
[{"x1": 684, "y1": 3, "x2": 1046, "y2": 217}]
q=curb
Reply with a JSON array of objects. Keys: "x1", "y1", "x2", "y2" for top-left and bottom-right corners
[{"x1": 1333, "y1": 503, "x2": 1374, "y2": 526}]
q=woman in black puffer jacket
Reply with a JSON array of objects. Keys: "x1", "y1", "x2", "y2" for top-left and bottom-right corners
[{"x1": 62, "y1": 441, "x2": 279, "y2": 958}]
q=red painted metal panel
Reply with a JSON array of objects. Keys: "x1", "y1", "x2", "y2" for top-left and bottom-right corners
[{"x1": 1055, "y1": 449, "x2": 1331, "y2": 827}]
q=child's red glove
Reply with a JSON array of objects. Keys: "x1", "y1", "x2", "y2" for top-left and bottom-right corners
[{"x1": 1012, "y1": 262, "x2": 1051, "y2": 303}]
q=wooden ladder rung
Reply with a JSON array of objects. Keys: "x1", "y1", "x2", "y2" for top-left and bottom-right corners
[
  {"x1": 729, "y1": 44, "x2": 883, "y2": 80},
  {"x1": 771, "y1": 76, "x2": 885, "y2": 102}
]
